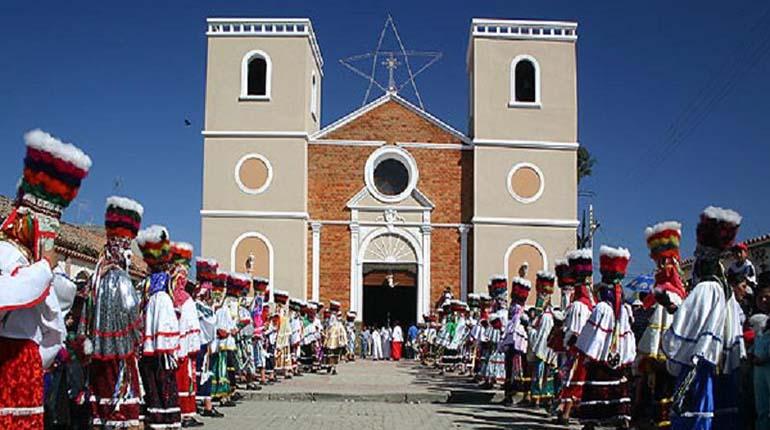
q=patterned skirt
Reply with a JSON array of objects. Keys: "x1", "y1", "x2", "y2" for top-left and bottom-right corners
[
  {"x1": 89, "y1": 357, "x2": 141, "y2": 427},
  {"x1": 139, "y1": 356, "x2": 181, "y2": 429},
  {"x1": 559, "y1": 352, "x2": 587, "y2": 403},
  {"x1": 196, "y1": 345, "x2": 212, "y2": 401},
  {"x1": 176, "y1": 354, "x2": 198, "y2": 417},
  {"x1": 530, "y1": 359, "x2": 556, "y2": 401},
  {"x1": 575, "y1": 361, "x2": 631, "y2": 425},
  {"x1": 253, "y1": 339, "x2": 266, "y2": 369},
  {"x1": 0, "y1": 338, "x2": 44, "y2": 430},
  {"x1": 486, "y1": 351, "x2": 506, "y2": 384},
  {"x1": 210, "y1": 351, "x2": 230, "y2": 399},
  {"x1": 511, "y1": 351, "x2": 531, "y2": 394}
]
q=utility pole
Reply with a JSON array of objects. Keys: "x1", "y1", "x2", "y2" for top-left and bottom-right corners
[{"x1": 577, "y1": 204, "x2": 600, "y2": 250}]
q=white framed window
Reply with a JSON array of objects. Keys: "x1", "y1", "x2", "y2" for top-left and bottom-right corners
[
  {"x1": 234, "y1": 153, "x2": 273, "y2": 195},
  {"x1": 364, "y1": 146, "x2": 419, "y2": 204},
  {"x1": 310, "y1": 71, "x2": 318, "y2": 121},
  {"x1": 506, "y1": 162, "x2": 544, "y2": 204},
  {"x1": 509, "y1": 55, "x2": 541, "y2": 108},
  {"x1": 240, "y1": 50, "x2": 272, "y2": 101}
]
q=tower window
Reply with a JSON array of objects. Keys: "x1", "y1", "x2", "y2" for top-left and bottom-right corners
[
  {"x1": 248, "y1": 57, "x2": 267, "y2": 96},
  {"x1": 310, "y1": 71, "x2": 318, "y2": 120},
  {"x1": 240, "y1": 50, "x2": 272, "y2": 100},
  {"x1": 510, "y1": 55, "x2": 541, "y2": 107}
]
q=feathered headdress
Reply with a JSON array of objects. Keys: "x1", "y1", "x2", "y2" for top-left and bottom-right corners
[
  {"x1": 226, "y1": 272, "x2": 251, "y2": 296},
  {"x1": 253, "y1": 276, "x2": 269, "y2": 293},
  {"x1": 554, "y1": 259, "x2": 574, "y2": 289},
  {"x1": 567, "y1": 249, "x2": 593, "y2": 283},
  {"x1": 696, "y1": 206, "x2": 742, "y2": 257},
  {"x1": 195, "y1": 258, "x2": 219, "y2": 283},
  {"x1": 488, "y1": 274, "x2": 507, "y2": 299},
  {"x1": 535, "y1": 271, "x2": 556, "y2": 296},
  {"x1": 104, "y1": 196, "x2": 143, "y2": 240},
  {"x1": 645, "y1": 221, "x2": 682, "y2": 263},
  {"x1": 273, "y1": 290, "x2": 290, "y2": 305},
  {"x1": 329, "y1": 300, "x2": 341, "y2": 312},
  {"x1": 510, "y1": 276, "x2": 532, "y2": 304},
  {"x1": 599, "y1": 245, "x2": 630, "y2": 317},
  {"x1": 169, "y1": 242, "x2": 193, "y2": 268},
  {"x1": 136, "y1": 225, "x2": 170, "y2": 271}
]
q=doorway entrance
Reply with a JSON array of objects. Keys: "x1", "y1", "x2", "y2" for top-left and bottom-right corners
[{"x1": 362, "y1": 263, "x2": 418, "y2": 329}]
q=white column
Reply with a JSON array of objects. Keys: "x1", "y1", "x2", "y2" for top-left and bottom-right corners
[
  {"x1": 349, "y1": 223, "x2": 361, "y2": 320},
  {"x1": 458, "y1": 224, "x2": 470, "y2": 300},
  {"x1": 311, "y1": 222, "x2": 322, "y2": 302},
  {"x1": 420, "y1": 225, "x2": 432, "y2": 321}
]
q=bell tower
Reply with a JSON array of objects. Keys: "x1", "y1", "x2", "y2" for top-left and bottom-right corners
[
  {"x1": 468, "y1": 19, "x2": 579, "y2": 302},
  {"x1": 200, "y1": 18, "x2": 323, "y2": 299}
]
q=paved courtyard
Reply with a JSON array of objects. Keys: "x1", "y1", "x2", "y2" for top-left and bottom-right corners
[{"x1": 200, "y1": 360, "x2": 580, "y2": 429}]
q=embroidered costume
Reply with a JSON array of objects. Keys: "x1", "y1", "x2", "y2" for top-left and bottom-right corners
[{"x1": 529, "y1": 271, "x2": 557, "y2": 404}]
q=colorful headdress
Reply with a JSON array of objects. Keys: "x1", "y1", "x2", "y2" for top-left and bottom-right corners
[
  {"x1": 567, "y1": 249, "x2": 593, "y2": 283},
  {"x1": 329, "y1": 300, "x2": 341, "y2": 312},
  {"x1": 169, "y1": 242, "x2": 193, "y2": 268},
  {"x1": 17, "y1": 129, "x2": 92, "y2": 219},
  {"x1": 136, "y1": 225, "x2": 171, "y2": 271},
  {"x1": 346, "y1": 311, "x2": 357, "y2": 322},
  {"x1": 554, "y1": 259, "x2": 574, "y2": 289},
  {"x1": 253, "y1": 276, "x2": 269, "y2": 293},
  {"x1": 195, "y1": 258, "x2": 219, "y2": 283},
  {"x1": 599, "y1": 246, "x2": 631, "y2": 285},
  {"x1": 212, "y1": 270, "x2": 227, "y2": 292},
  {"x1": 104, "y1": 196, "x2": 143, "y2": 240},
  {"x1": 467, "y1": 293, "x2": 480, "y2": 309},
  {"x1": 645, "y1": 221, "x2": 682, "y2": 263},
  {"x1": 510, "y1": 277, "x2": 532, "y2": 303},
  {"x1": 289, "y1": 298, "x2": 302, "y2": 312},
  {"x1": 273, "y1": 290, "x2": 290, "y2": 305},
  {"x1": 449, "y1": 299, "x2": 466, "y2": 313},
  {"x1": 696, "y1": 206, "x2": 742, "y2": 257},
  {"x1": 226, "y1": 272, "x2": 251, "y2": 296},
  {"x1": 535, "y1": 271, "x2": 556, "y2": 296},
  {"x1": 488, "y1": 274, "x2": 508, "y2": 299}
]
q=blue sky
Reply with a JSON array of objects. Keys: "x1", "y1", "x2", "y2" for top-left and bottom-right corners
[{"x1": 1, "y1": 0, "x2": 769, "y2": 277}]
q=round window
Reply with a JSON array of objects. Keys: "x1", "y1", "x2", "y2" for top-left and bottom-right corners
[
  {"x1": 508, "y1": 162, "x2": 544, "y2": 203},
  {"x1": 364, "y1": 146, "x2": 419, "y2": 203},
  {"x1": 235, "y1": 154, "x2": 272, "y2": 194},
  {"x1": 374, "y1": 159, "x2": 409, "y2": 196}
]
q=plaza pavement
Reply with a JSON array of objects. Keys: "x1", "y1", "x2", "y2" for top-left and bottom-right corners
[{"x1": 200, "y1": 359, "x2": 581, "y2": 429}]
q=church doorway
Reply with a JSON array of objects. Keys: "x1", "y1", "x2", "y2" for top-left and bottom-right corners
[{"x1": 362, "y1": 263, "x2": 418, "y2": 329}]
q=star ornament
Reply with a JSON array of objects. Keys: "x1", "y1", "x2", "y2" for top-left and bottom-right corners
[{"x1": 339, "y1": 15, "x2": 442, "y2": 109}]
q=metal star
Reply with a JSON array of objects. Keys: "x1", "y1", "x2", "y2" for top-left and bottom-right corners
[{"x1": 339, "y1": 15, "x2": 442, "y2": 109}]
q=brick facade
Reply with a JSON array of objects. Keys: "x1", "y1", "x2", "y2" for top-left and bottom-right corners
[{"x1": 308, "y1": 99, "x2": 471, "y2": 310}]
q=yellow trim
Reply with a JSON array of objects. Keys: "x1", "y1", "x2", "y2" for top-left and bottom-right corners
[{"x1": 656, "y1": 420, "x2": 671, "y2": 427}]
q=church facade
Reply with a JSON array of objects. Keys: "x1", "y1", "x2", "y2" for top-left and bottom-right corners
[{"x1": 200, "y1": 17, "x2": 579, "y2": 324}]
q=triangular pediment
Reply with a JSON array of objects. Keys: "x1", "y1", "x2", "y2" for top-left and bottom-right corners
[
  {"x1": 346, "y1": 186, "x2": 435, "y2": 211},
  {"x1": 312, "y1": 93, "x2": 469, "y2": 144}
]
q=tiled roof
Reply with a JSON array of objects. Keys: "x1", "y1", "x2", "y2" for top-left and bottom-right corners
[
  {"x1": 0, "y1": 195, "x2": 147, "y2": 277},
  {"x1": 680, "y1": 233, "x2": 770, "y2": 268}
]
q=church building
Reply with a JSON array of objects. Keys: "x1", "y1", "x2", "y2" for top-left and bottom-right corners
[{"x1": 200, "y1": 17, "x2": 579, "y2": 325}]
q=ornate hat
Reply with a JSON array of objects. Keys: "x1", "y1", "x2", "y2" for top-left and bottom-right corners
[
  {"x1": 645, "y1": 221, "x2": 682, "y2": 263},
  {"x1": 253, "y1": 276, "x2": 269, "y2": 293},
  {"x1": 169, "y1": 242, "x2": 193, "y2": 268},
  {"x1": 346, "y1": 311, "x2": 357, "y2": 321},
  {"x1": 212, "y1": 270, "x2": 227, "y2": 292},
  {"x1": 567, "y1": 249, "x2": 593, "y2": 282},
  {"x1": 17, "y1": 129, "x2": 92, "y2": 219},
  {"x1": 554, "y1": 259, "x2": 574, "y2": 289},
  {"x1": 195, "y1": 257, "x2": 219, "y2": 284},
  {"x1": 104, "y1": 196, "x2": 143, "y2": 240},
  {"x1": 536, "y1": 271, "x2": 556, "y2": 295},
  {"x1": 449, "y1": 299, "x2": 466, "y2": 313},
  {"x1": 696, "y1": 206, "x2": 742, "y2": 256},
  {"x1": 289, "y1": 298, "x2": 302, "y2": 312},
  {"x1": 329, "y1": 300, "x2": 341, "y2": 312},
  {"x1": 467, "y1": 293, "x2": 480, "y2": 309},
  {"x1": 510, "y1": 277, "x2": 532, "y2": 303},
  {"x1": 136, "y1": 225, "x2": 171, "y2": 271},
  {"x1": 599, "y1": 246, "x2": 631, "y2": 285},
  {"x1": 488, "y1": 274, "x2": 507, "y2": 299},
  {"x1": 273, "y1": 289, "x2": 290, "y2": 305},
  {"x1": 226, "y1": 272, "x2": 251, "y2": 296}
]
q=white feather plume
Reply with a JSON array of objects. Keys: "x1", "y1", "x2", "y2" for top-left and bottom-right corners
[
  {"x1": 510, "y1": 277, "x2": 532, "y2": 288},
  {"x1": 136, "y1": 225, "x2": 168, "y2": 246},
  {"x1": 702, "y1": 206, "x2": 742, "y2": 225},
  {"x1": 599, "y1": 245, "x2": 631, "y2": 259},
  {"x1": 105, "y1": 196, "x2": 144, "y2": 216},
  {"x1": 644, "y1": 221, "x2": 682, "y2": 240},
  {"x1": 24, "y1": 129, "x2": 93, "y2": 171},
  {"x1": 566, "y1": 249, "x2": 593, "y2": 260}
]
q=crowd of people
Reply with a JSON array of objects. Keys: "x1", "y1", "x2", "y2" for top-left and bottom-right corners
[
  {"x1": 0, "y1": 130, "x2": 360, "y2": 429},
  {"x1": 0, "y1": 129, "x2": 766, "y2": 430},
  {"x1": 406, "y1": 209, "x2": 766, "y2": 430}
]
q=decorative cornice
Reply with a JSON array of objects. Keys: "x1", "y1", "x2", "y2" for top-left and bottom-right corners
[
  {"x1": 202, "y1": 130, "x2": 309, "y2": 139},
  {"x1": 309, "y1": 139, "x2": 385, "y2": 147},
  {"x1": 472, "y1": 138, "x2": 579, "y2": 151},
  {"x1": 200, "y1": 210, "x2": 309, "y2": 220},
  {"x1": 470, "y1": 18, "x2": 577, "y2": 42},
  {"x1": 206, "y1": 18, "x2": 324, "y2": 75},
  {"x1": 472, "y1": 216, "x2": 579, "y2": 228}
]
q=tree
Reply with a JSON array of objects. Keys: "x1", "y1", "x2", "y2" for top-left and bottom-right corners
[{"x1": 577, "y1": 146, "x2": 596, "y2": 184}]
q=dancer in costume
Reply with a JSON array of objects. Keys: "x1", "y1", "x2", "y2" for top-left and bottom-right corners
[
  {"x1": 441, "y1": 300, "x2": 467, "y2": 371},
  {"x1": 137, "y1": 225, "x2": 182, "y2": 429},
  {"x1": 485, "y1": 313, "x2": 507, "y2": 387},
  {"x1": 636, "y1": 222, "x2": 686, "y2": 429},
  {"x1": 663, "y1": 207, "x2": 746, "y2": 430},
  {"x1": 168, "y1": 242, "x2": 203, "y2": 427},
  {"x1": 251, "y1": 276, "x2": 269, "y2": 384},
  {"x1": 555, "y1": 249, "x2": 593, "y2": 425},
  {"x1": 84, "y1": 196, "x2": 143, "y2": 429},
  {"x1": 347, "y1": 311, "x2": 358, "y2": 361},
  {"x1": 574, "y1": 246, "x2": 636, "y2": 429},
  {"x1": 323, "y1": 301, "x2": 347, "y2": 374},
  {"x1": 501, "y1": 277, "x2": 531, "y2": 403},
  {"x1": 236, "y1": 293, "x2": 258, "y2": 389},
  {"x1": 193, "y1": 258, "x2": 224, "y2": 418},
  {"x1": 529, "y1": 271, "x2": 557, "y2": 408},
  {"x1": 0, "y1": 129, "x2": 90, "y2": 429},
  {"x1": 288, "y1": 298, "x2": 304, "y2": 376},
  {"x1": 223, "y1": 273, "x2": 250, "y2": 400},
  {"x1": 300, "y1": 303, "x2": 320, "y2": 372},
  {"x1": 210, "y1": 271, "x2": 236, "y2": 407},
  {"x1": 273, "y1": 290, "x2": 293, "y2": 378}
]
